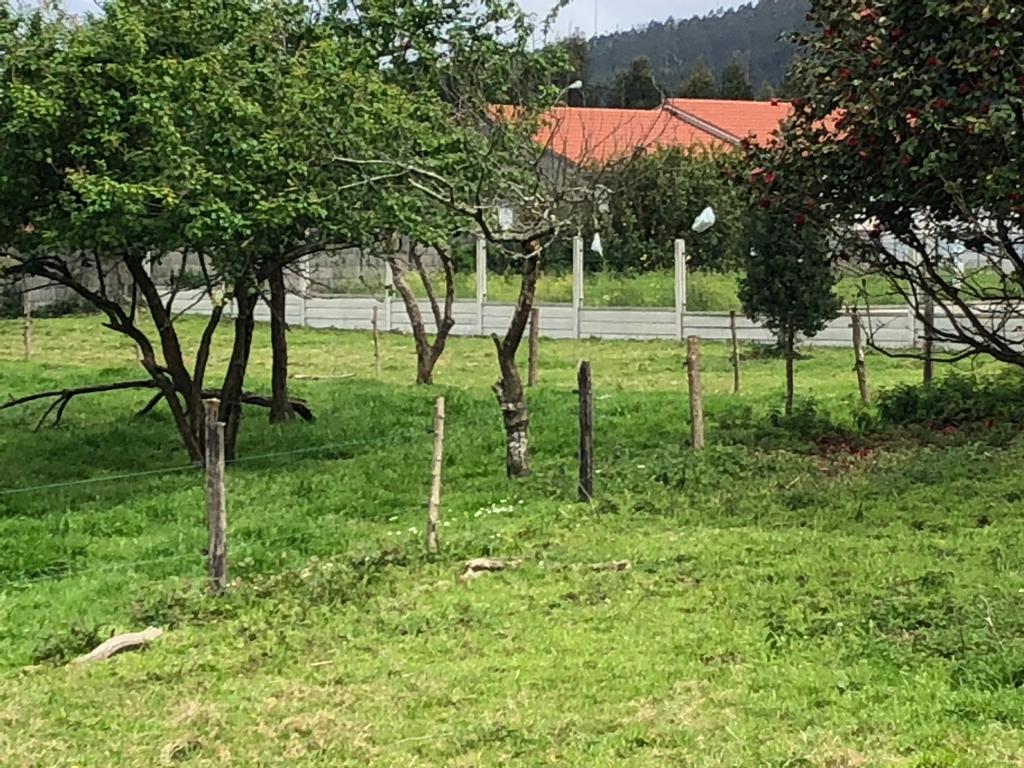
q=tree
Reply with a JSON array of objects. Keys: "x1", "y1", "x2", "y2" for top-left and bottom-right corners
[
  {"x1": 676, "y1": 57, "x2": 717, "y2": 99},
  {"x1": 739, "y1": 192, "x2": 841, "y2": 416},
  {"x1": 340, "y1": 41, "x2": 596, "y2": 477},
  {"x1": 0, "y1": 0, "x2": 428, "y2": 460},
  {"x1": 720, "y1": 52, "x2": 755, "y2": 100},
  {"x1": 760, "y1": 0, "x2": 1024, "y2": 369},
  {"x1": 610, "y1": 57, "x2": 663, "y2": 109},
  {"x1": 556, "y1": 33, "x2": 590, "y2": 107},
  {"x1": 594, "y1": 147, "x2": 750, "y2": 272},
  {"x1": 384, "y1": 238, "x2": 458, "y2": 386}
]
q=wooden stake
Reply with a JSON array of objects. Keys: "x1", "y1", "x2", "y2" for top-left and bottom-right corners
[
  {"x1": 686, "y1": 336, "x2": 705, "y2": 451},
  {"x1": 577, "y1": 360, "x2": 594, "y2": 502},
  {"x1": 204, "y1": 399, "x2": 227, "y2": 593},
  {"x1": 22, "y1": 279, "x2": 32, "y2": 361},
  {"x1": 372, "y1": 305, "x2": 382, "y2": 378},
  {"x1": 852, "y1": 309, "x2": 870, "y2": 404},
  {"x1": 426, "y1": 396, "x2": 446, "y2": 554},
  {"x1": 729, "y1": 310, "x2": 741, "y2": 394},
  {"x1": 528, "y1": 307, "x2": 540, "y2": 387},
  {"x1": 923, "y1": 295, "x2": 935, "y2": 385}
]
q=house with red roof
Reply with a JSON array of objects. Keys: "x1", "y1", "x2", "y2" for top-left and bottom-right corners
[{"x1": 533, "y1": 99, "x2": 792, "y2": 166}]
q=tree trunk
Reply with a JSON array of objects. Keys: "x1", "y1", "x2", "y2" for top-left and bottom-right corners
[
  {"x1": 494, "y1": 341, "x2": 530, "y2": 478},
  {"x1": 492, "y1": 251, "x2": 541, "y2": 478},
  {"x1": 784, "y1": 326, "x2": 795, "y2": 417},
  {"x1": 126, "y1": 258, "x2": 204, "y2": 462},
  {"x1": 923, "y1": 294, "x2": 935, "y2": 385},
  {"x1": 268, "y1": 267, "x2": 294, "y2": 423},
  {"x1": 389, "y1": 246, "x2": 457, "y2": 386},
  {"x1": 220, "y1": 281, "x2": 258, "y2": 461}
]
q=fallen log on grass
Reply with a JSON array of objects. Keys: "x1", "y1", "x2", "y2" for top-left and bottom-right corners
[
  {"x1": 459, "y1": 557, "x2": 523, "y2": 583},
  {"x1": 1, "y1": 379, "x2": 315, "y2": 428},
  {"x1": 74, "y1": 627, "x2": 163, "y2": 664}
]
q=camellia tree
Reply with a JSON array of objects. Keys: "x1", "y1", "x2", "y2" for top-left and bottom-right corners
[
  {"x1": 739, "y1": 191, "x2": 841, "y2": 416},
  {"x1": 753, "y1": 0, "x2": 1024, "y2": 367}
]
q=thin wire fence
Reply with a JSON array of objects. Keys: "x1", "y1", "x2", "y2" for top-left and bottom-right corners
[{"x1": 0, "y1": 423, "x2": 447, "y2": 591}]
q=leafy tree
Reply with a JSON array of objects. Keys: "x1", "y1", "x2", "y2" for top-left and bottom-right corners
[
  {"x1": 595, "y1": 147, "x2": 750, "y2": 272},
  {"x1": 676, "y1": 57, "x2": 717, "y2": 99},
  {"x1": 555, "y1": 33, "x2": 590, "y2": 107},
  {"x1": 610, "y1": 56, "x2": 663, "y2": 109},
  {"x1": 720, "y1": 51, "x2": 755, "y2": 100},
  {"x1": 761, "y1": 0, "x2": 1024, "y2": 368},
  {"x1": 0, "y1": 0, "x2": 434, "y2": 459},
  {"x1": 740, "y1": 181, "x2": 840, "y2": 416}
]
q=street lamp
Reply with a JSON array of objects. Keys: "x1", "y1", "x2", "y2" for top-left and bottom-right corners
[{"x1": 556, "y1": 80, "x2": 584, "y2": 105}]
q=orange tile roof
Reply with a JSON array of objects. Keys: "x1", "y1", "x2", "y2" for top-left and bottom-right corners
[
  {"x1": 665, "y1": 98, "x2": 793, "y2": 146},
  {"x1": 534, "y1": 106, "x2": 729, "y2": 165}
]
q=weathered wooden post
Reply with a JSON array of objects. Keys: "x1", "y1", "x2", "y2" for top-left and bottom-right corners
[
  {"x1": 729, "y1": 310, "x2": 741, "y2": 395},
  {"x1": 22, "y1": 278, "x2": 32, "y2": 361},
  {"x1": 372, "y1": 305, "x2": 382, "y2": 378},
  {"x1": 204, "y1": 399, "x2": 228, "y2": 593},
  {"x1": 923, "y1": 295, "x2": 935, "y2": 385},
  {"x1": 578, "y1": 361, "x2": 594, "y2": 502},
  {"x1": 426, "y1": 396, "x2": 446, "y2": 554},
  {"x1": 686, "y1": 336, "x2": 705, "y2": 451},
  {"x1": 851, "y1": 309, "x2": 870, "y2": 404},
  {"x1": 528, "y1": 308, "x2": 540, "y2": 387}
]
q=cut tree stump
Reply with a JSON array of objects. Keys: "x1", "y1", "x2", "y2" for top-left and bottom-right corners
[
  {"x1": 73, "y1": 627, "x2": 163, "y2": 664},
  {"x1": 458, "y1": 557, "x2": 523, "y2": 583}
]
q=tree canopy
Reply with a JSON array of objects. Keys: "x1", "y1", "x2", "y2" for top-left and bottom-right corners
[{"x1": 752, "y1": 0, "x2": 1024, "y2": 367}]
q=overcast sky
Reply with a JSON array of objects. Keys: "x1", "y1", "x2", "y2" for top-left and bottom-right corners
[
  {"x1": 62, "y1": 1, "x2": 735, "y2": 37},
  {"x1": 522, "y1": 0, "x2": 735, "y2": 37}
]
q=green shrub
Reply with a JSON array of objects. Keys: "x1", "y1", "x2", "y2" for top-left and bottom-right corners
[{"x1": 876, "y1": 371, "x2": 1024, "y2": 427}]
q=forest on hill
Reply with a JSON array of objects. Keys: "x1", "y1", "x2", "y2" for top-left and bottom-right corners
[{"x1": 581, "y1": 0, "x2": 810, "y2": 102}]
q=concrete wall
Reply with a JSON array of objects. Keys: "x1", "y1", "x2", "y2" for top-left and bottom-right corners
[{"x1": 166, "y1": 288, "x2": 1008, "y2": 351}]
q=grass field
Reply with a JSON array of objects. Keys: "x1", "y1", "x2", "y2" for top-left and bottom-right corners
[{"x1": 1, "y1": 316, "x2": 1023, "y2": 767}]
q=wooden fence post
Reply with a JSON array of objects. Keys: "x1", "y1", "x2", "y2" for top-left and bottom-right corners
[
  {"x1": 578, "y1": 361, "x2": 594, "y2": 502},
  {"x1": 572, "y1": 235, "x2": 584, "y2": 339},
  {"x1": 204, "y1": 399, "x2": 228, "y2": 593},
  {"x1": 22, "y1": 278, "x2": 32, "y2": 361},
  {"x1": 729, "y1": 310, "x2": 741, "y2": 395},
  {"x1": 686, "y1": 336, "x2": 705, "y2": 451},
  {"x1": 528, "y1": 308, "x2": 540, "y2": 387},
  {"x1": 372, "y1": 305, "x2": 382, "y2": 378},
  {"x1": 675, "y1": 239, "x2": 687, "y2": 341},
  {"x1": 852, "y1": 309, "x2": 870, "y2": 404},
  {"x1": 475, "y1": 236, "x2": 488, "y2": 336},
  {"x1": 923, "y1": 295, "x2": 935, "y2": 385},
  {"x1": 426, "y1": 396, "x2": 446, "y2": 554}
]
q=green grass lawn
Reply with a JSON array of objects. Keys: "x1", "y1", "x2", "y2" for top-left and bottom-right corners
[{"x1": 1, "y1": 316, "x2": 1023, "y2": 767}]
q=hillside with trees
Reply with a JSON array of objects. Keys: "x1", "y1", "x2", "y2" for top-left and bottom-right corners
[{"x1": 585, "y1": 0, "x2": 810, "y2": 98}]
